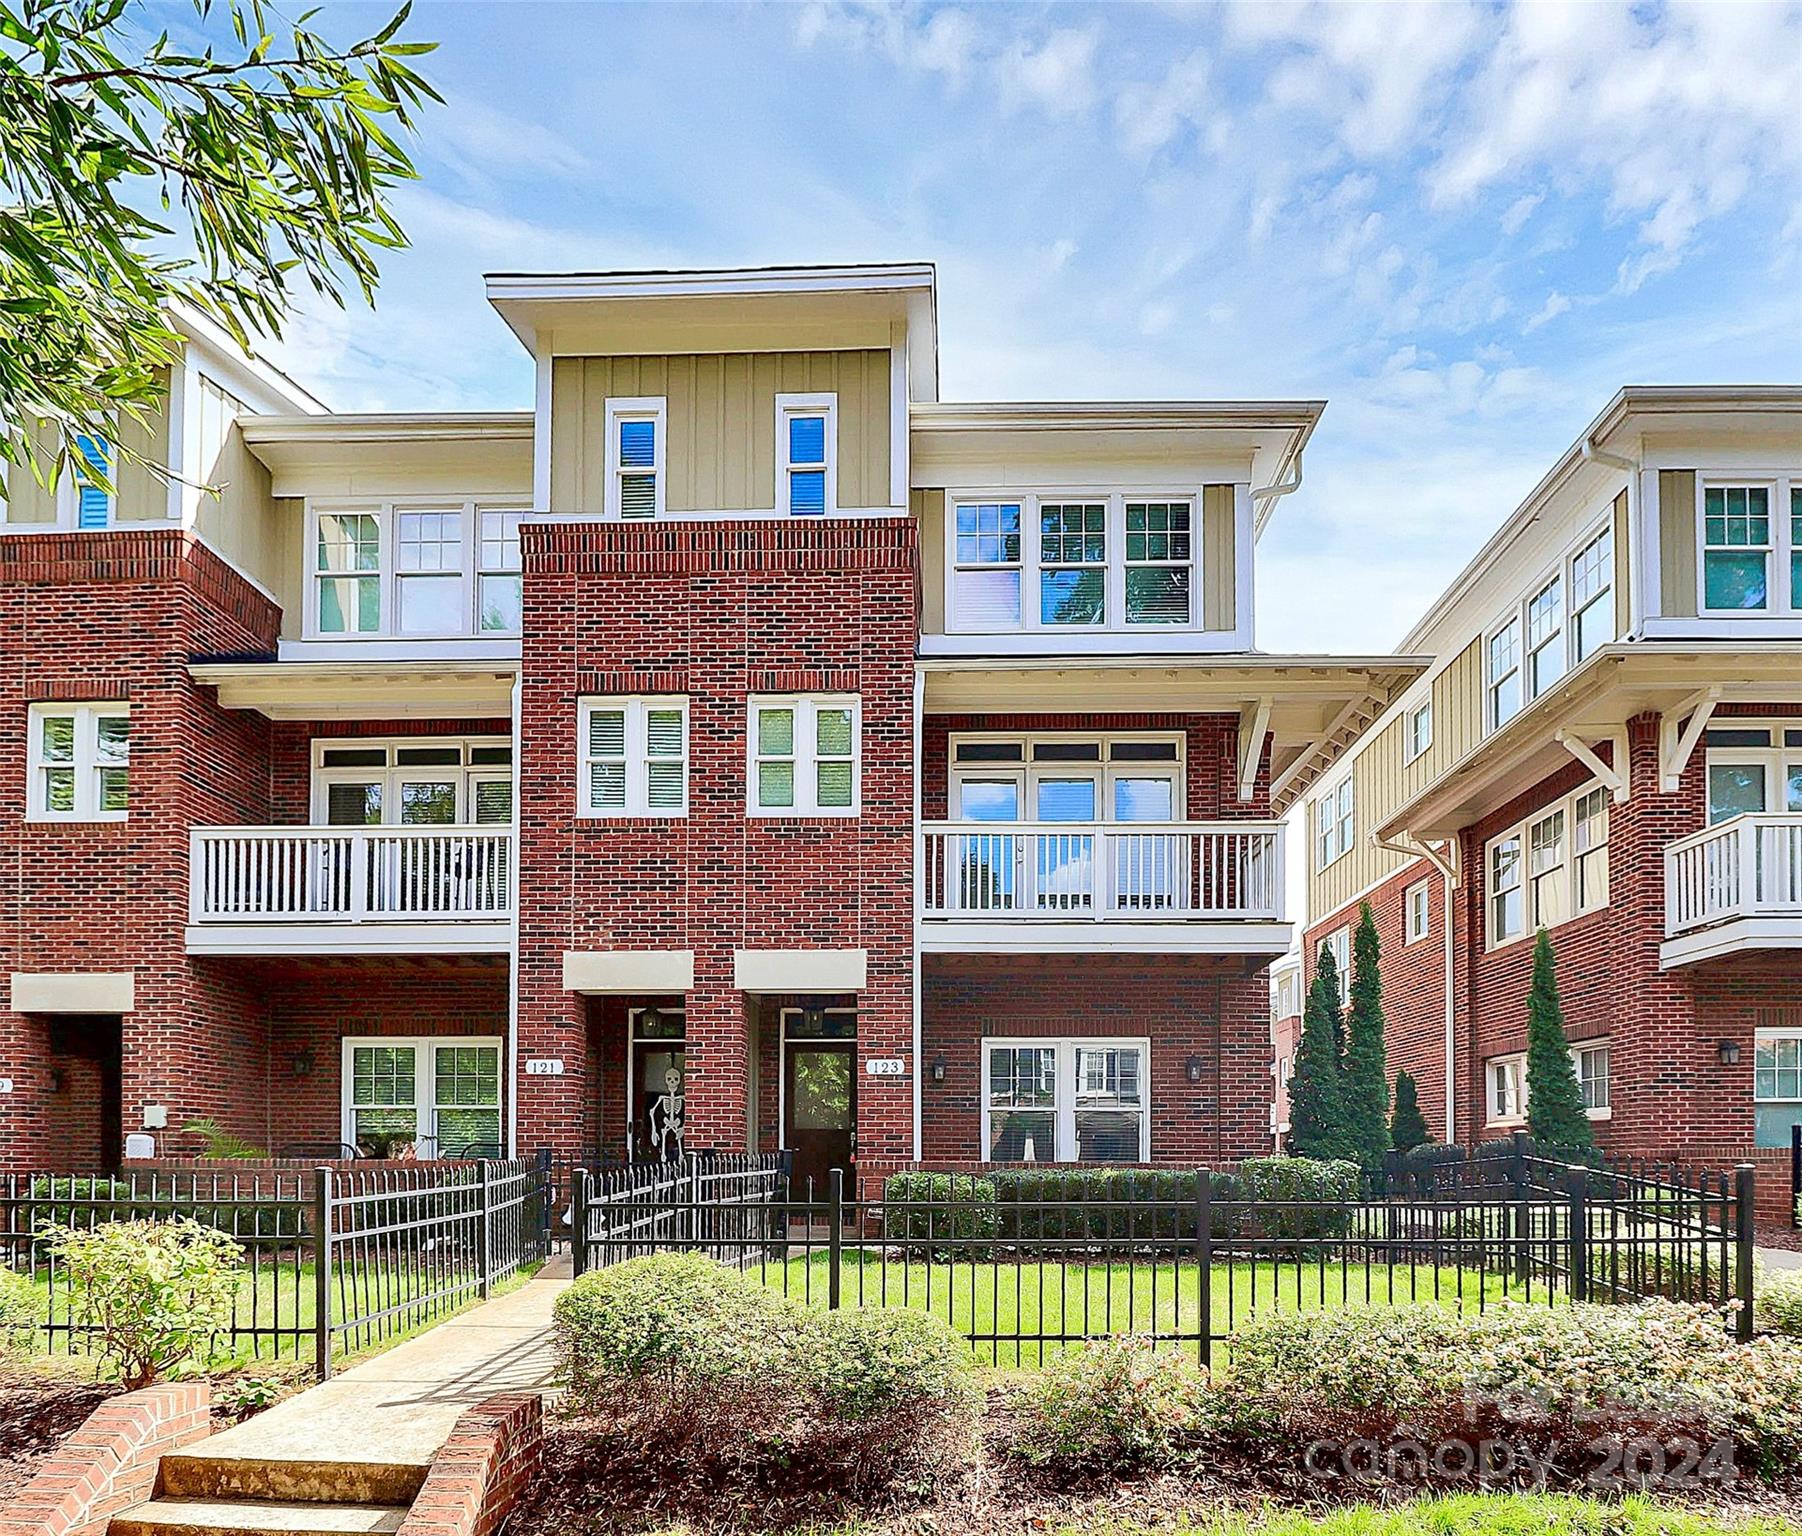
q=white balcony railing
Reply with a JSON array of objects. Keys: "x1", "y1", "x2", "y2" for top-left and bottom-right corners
[
  {"x1": 919, "y1": 821, "x2": 1285, "y2": 923},
  {"x1": 1665, "y1": 813, "x2": 1802, "y2": 937},
  {"x1": 190, "y1": 825, "x2": 515, "y2": 926}
]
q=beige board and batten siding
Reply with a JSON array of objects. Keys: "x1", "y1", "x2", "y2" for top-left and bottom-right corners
[
  {"x1": 269, "y1": 497, "x2": 306, "y2": 639},
  {"x1": 191, "y1": 418, "x2": 282, "y2": 596},
  {"x1": 1611, "y1": 489, "x2": 1631, "y2": 636},
  {"x1": 1659, "y1": 470, "x2": 1697, "y2": 620},
  {"x1": 550, "y1": 351, "x2": 891, "y2": 514},
  {"x1": 1307, "y1": 635, "x2": 1484, "y2": 924},
  {"x1": 3, "y1": 391, "x2": 168, "y2": 526},
  {"x1": 913, "y1": 482, "x2": 1237, "y2": 633}
]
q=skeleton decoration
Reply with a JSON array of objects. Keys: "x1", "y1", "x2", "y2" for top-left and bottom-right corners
[{"x1": 648, "y1": 1065, "x2": 685, "y2": 1160}]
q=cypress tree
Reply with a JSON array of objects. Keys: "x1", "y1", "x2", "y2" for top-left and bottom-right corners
[
  {"x1": 1288, "y1": 944, "x2": 1352, "y2": 1162},
  {"x1": 1524, "y1": 928, "x2": 1595, "y2": 1152},
  {"x1": 1390, "y1": 1070, "x2": 1429, "y2": 1152},
  {"x1": 1343, "y1": 901, "x2": 1391, "y2": 1169}
]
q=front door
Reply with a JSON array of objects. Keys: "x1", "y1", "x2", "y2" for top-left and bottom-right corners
[
  {"x1": 784, "y1": 1040, "x2": 855, "y2": 1194},
  {"x1": 49, "y1": 1017, "x2": 122, "y2": 1169}
]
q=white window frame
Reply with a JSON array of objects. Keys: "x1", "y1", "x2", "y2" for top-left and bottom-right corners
[
  {"x1": 577, "y1": 697, "x2": 690, "y2": 819},
  {"x1": 1576, "y1": 1040, "x2": 1611, "y2": 1119},
  {"x1": 947, "y1": 731, "x2": 1186, "y2": 823},
  {"x1": 54, "y1": 428, "x2": 118, "y2": 529},
  {"x1": 1484, "y1": 780, "x2": 1610, "y2": 950},
  {"x1": 1524, "y1": 572, "x2": 1565, "y2": 702},
  {"x1": 1404, "y1": 879, "x2": 1431, "y2": 943},
  {"x1": 476, "y1": 509, "x2": 525, "y2": 635},
  {"x1": 943, "y1": 489, "x2": 1202, "y2": 635},
  {"x1": 1486, "y1": 615, "x2": 1523, "y2": 731},
  {"x1": 949, "y1": 500, "x2": 1024, "y2": 629},
  {"x1": 776, "y1": 393, "x2": 837, "y2": 518},
  {"x1": 28, "y1": 702, "x2": 129, "y2": 822},
  {"x1": 1569, "y1": 525, "x2": 1614, "y2": 665},
  {"x1": 1696, "y1": 475, "x2": 1799, "y2": 617},
  {"x1": 309, "y1": 735, "x2": 513, "y2": 826},
  {"x1": 1702, "y1": 721, "x2": 1802, "y2": 823},
  {"x1": 340, "y1": 1035, "x2": 504, "y2": 1159},
  {"x1": 979, "y1": 1035, "x2": 1151, "y2": 1163},
  {"x1": 305, "y1": 500, "x2": 528, "y2": 640},
  {"x1": 1755, "y1": 1028, "x2": 1802, "y2": 1105},
  {"x1": 605, "y1": 397, "x2": 666, "y2": 522},
  {"x1": 748, "y1": 694, "x2": 861, "y2": 817},
  {"x1": 1316, "y1": 776, "x2": 1354, "y2": 869},
  {"x1": 1486, "y1": 1052, "x2": 1526, "y2": 1127},
  {"x1": 1483, "y1": 516, "x2": 1616, "y2": 737},
  {"x1": 1405, "y1": 699, "x2": 1433, "y2": 763},
  {"x1": 1321, "y1": 925, "x2": 1351, "y2": 1006}
]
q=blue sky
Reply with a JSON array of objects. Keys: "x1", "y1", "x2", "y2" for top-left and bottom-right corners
[{"x1": 173, "y1": 0, "x2": 1802, "y2": 654}]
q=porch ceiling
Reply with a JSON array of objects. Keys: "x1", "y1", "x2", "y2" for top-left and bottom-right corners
[{"x1": 189, "y1": 658, "x2": 518, "y2": 719}]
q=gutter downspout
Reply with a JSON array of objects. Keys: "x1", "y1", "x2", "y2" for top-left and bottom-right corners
[
  {"x1": 911, "y1": 665, "x2": 925, "y2": 1164},
  {"x1": 1250, "y1": 447, "x2": 1303, "y2": 534},
  {"x1": 507, "y1": 667, "x2": 522, "y2": 1158},
  {"x1": 1372, "y1": 831, "x2": 1459, "y2": 1144}
]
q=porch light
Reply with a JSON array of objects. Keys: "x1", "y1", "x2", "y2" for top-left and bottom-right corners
[
  {"x1": 1717, "y1": 1039, "x2": 1741, "y2": 1067},
  {"x1": 930, "y1": 1055, "x2": 946, "y2": 1084},
  {"x1": 802, "y1": 1004, "x2": 826, "y2": 1034},
  {"x1": 291, "y1": 1047, "x2": 315, "y2": 1079},
  {"x1": 1185, "y1": 1054, "x2": 1204, "y2": 1085},
  {"x1": 640, "y1": 1006, "x2": 662, "y2": 1034},
  {"x1": 47, "y1": 1067, "x2": 66, "y2": 1095}
]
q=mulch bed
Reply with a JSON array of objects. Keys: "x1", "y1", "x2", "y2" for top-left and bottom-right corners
[
  {"x1": 1757, "y1": 1225, "x2": 1802, "y2": 1253},
  {"x1": 504, "y1": 1391, "x2": 1802, "y2": 1536},
  {"x1": 0, "y1": 1380, "x2": 121, "y2": 1498}
]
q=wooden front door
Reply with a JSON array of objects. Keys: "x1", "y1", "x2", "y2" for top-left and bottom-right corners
[{"x1": 784, "y1": 1041, "x2": 855, "y2": 1194}]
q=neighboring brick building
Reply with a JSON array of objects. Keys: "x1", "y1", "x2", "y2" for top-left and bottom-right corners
[
  {"x1": 0, "y1": 268, "x2": 1420, "y2": 1184},
  {"x1": 1293, "y1": 389, "x2": 1802, "y2": 1220}
]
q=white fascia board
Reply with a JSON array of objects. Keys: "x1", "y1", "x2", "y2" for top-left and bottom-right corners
[
  {"x1": 185, "y1": 925, "x2": 513, "y2": 957},
  {"x1": 916, "y1": 922, "x2": 1292, "y2": 956},
  {"x1": 484, "y1": 264, "x2": 937, "y2": 304}
]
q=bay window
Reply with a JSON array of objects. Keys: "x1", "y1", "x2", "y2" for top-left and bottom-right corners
[
  {"x1": 1488, "y1": 618, "x2": 1522, "y2": 727},
  {"x1": 1570, "y1": 527, "x2": 1613, "y2": 663},
  {"x1": 29, "y1": 703, "x2": 128, "y2": 821},
  {"x1": 982, "y1": 1037, "x2": 1149, "y2": 1162},
  {"x1": 578, "y1": 698, "x2": 689, "y2": 818},
  {"x1": 749, "y1": 695, "x2": 860, "y2": 815},
  {"x1": 946, "y1": 491, "x2": 1200, "y2": 633},
  {"x1": 308, "y1": 501, "x2": 529, "y2": 639},
  {"x1": 1526, "y1": 575, "x2": 1564, "y2": 699},
  {"x1": 1484, "y1": 519, "x2": 1616, "y2": 736}
]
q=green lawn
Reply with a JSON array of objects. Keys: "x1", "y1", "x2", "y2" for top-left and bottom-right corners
[{"x1": 750, "y1": 1249, "x2": 1524, "y2": 1365}]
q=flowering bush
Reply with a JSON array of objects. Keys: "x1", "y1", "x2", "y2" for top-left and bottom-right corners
[
  {"x1": 1758, "y1": 1263, "x2": 1802, "y2": 1339},
  {"x1": 1013, "y1": 1336, "x2": 1211, "y2": 1472}
]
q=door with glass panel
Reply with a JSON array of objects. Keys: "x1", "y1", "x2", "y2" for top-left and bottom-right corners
[
  {"x1": 343, "y1": 1038, "x2": 503, "y2": 1158},
  {"x1": 1032, "y1": 772, "x2": 1098, "y2": 912},
  {"x1": 1108, "y1": 770, "x2": 1183, "y2": 912},
  {"x1": 952, "y1": 775, "x2": 1021, "y2": 913}
]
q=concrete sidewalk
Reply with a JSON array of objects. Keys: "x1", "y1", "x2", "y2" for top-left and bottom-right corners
[
  {"x1": 1758, "y1": 1246, "x2": 1802, "y2": 1272},
  {"x1": 189, "y1": 1258, "x2": 571, "y2": 1481}
]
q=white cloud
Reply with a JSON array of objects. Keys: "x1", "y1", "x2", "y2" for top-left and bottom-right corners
[
  {"x1": 1138, "y1": 300, "x2": 1178, "y2": 337},
  {"x1": 999, "y1": 27, "x2": 1099, "y2": 116},
  {"x1": 1115, "y1": 48, "x2": 1211, "y2": 157},
  {"x1": 1499, "y1": 191, "x2": 1543, "y2": 235},
  {"x1": 1523, "y1": 290, "x2": 1570, "y2": 332}
]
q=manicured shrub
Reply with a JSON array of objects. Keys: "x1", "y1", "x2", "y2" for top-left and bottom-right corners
[
  {"x1": 52, "y1": 1218, "x2": 242, "y2": 1386},
  {"x1": 25, "y1": 1175, "x2": 304, "y2": 1246},
  {"x1": 880, "y1": 1172, "x2": 997, "y2": 1251},
  {"x1": 1390, "y1": 1070, "x2": 1429, "y2": 1153},
  {"x1": 1232, "y1": 1155, "x2": 1361, "y2": 1241},
  {"x1": 0, "y1": 1264, "x2": 37, "y2": 1361},
  {"x1": 800, "y1": 1305, "x2": 976, "y2": 1422},
  {"x1": 1013, "y1": 1336, "x2": 1210, "y2": 1472},
  {"x1": 1759, "y1": 1264, "x2": 1802, "y2": 1339}
]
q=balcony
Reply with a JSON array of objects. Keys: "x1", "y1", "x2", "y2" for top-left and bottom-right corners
[
  {"x1": 918, "y1": 821, "x2": 1288, "y2": 956},
  {"x1": 187, "y1": 825, "x2": 514, "y2": 956},
  {"x1": 1662, "y1": 814, "x2": 1802, "y2": 968}
]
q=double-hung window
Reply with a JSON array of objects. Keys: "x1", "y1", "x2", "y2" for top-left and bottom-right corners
[
  {"x1": 1488, "y1": 617, "x2": 1522, "y2": 728},
  {"x1": 1316, "y1": 777, "x2": 1354, "y2": 868},
  {"x1": 1123, "y1": 501, "x2": 1192, "y2": 623},
  {"x1": 1484, "y1": 521, "x2": 1617, "y2": 736},
  {"x1": 1525, "y1": 575, "x2": 1565, "y2": 700},
  {"x1": 315, "y1": 511, "x2": 383, "y2": 634},
  {"x1": 1405, "y1": 879, "x2": 1431, "y2": 943},
  {"x1": 1487, "y1": 782, "x2": 1610, "y2": 947},
  {"x1": 982, "y1": 1037, "x2": 1149, "y2": 1162},
  {"x1": 777, "y1": 395, "x2": 835, "y2": 517},
  {"x1": 29, "y1": 703, "x2": 128, "y2": 821},
  {"x1": 1320, "y1": 926, "x2": 1351, "y2": 1005},
  {"x1": 1528, "y1": 808, "x2": 1568, "y2": 928},
  {"x1": 309, "y1": 502, "x2": 526, "y2": 638},
  {"x1": 1488, "y1": 833, "x2": 1525, "y2": 944},
  {"x1": 1039, "y1": 503, "x2": 1107, "y2": 625},
  {"x1": 749, "y1": 695, "x2": 859, "y2": 815},
  {"x1": 1405, "y1": 699, "x2": 1433, "y2": 762},
  {"x1": 952, "y1": 502, "x2": 1023, "y2": 626},
  {"x1": 606, "y1": 399, "x2": 665, "y2": 521},
  {"x1": 477, "y1": 512, "x2": 524, "y2": 633},
  {"x1": 396, "y1": 508, "x2": 465, "y2": 634},
  {"x1": 579, "y1": 698, "x2": 689, "y2": 817},
  {"x1": 1573, "y1": 786, "x2": 1609, "y2": 911},
  {"x1": 1577, "y1": 1043, "x2": 1610, "y2": 1115},
  {"x1": 1487, "y1": 1053, "x2": 1526, "y2": 1124},
  {"x1": 1570, "y1": 527, "x2": 1614, "y2": 663},
  {"x1": 1702, "y1": 484, "x2": 1773, "y2": 611}
]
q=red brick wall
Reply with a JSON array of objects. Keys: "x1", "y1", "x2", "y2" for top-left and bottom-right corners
[
  {"x1": 515, "y1": 520, "x2": 917, "y2": 1166},
  {"x1": 394, "y1": 1393, "x2": 543, "y2": 1536},
  {"x1": 0, "y1": 532, "x2": 280, "y2": 1169},
  {"x1": 917, "y1": 953, "x2": 1270, "y2": 1168},
  {"x1": 0, "y1": 1383, "x2": 210, "y2": 1536}
]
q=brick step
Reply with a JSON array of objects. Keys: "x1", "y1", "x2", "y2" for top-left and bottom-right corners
[
  {"x1": 156, "y1": 1456, "x2": 428, "y2": 1508},
  {"x1": 108, "y1": 1498, "x2": 407, "y2": 1536}
]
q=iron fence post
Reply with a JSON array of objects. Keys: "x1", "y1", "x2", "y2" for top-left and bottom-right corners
[
  {"x1": 1735, "y1": 1163, "x2": 1756, "y2": 1343},
  {"x1": 1196, "y1": 1172, "x2": 1212, "y2": 1372},
  {"x1": 313, "y1": 1166, "x2": 332, "y2": 1382},
  {"x1": 1511, "y1": 1129, "x2": 1531, "y2": 1285},
  {"x1": 477, "y1": 1158, "x2": 493, "y2": 1300},
  {"x1": 1791, "y1": 1125, "x2": 1800, "y2": 1232},
  {"x1": 535, "y1": 1148, "x2": 552, "y2": 1256},
  {"x1": 1567, "y1": 1165, "x2": 1589, "y2": 1304},
  {"x1": 827, "y1": 1167, "x2": 843, "y2": 1311},
  {"x1": 571, "y1": 1167, "x2": 590, "y2": 1278}
]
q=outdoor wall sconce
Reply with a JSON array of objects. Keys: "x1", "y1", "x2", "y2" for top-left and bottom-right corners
[
  {"x1": 801, "y1": 1004, "x2": 826, "y2": 1034},
  {"x1": 1717, "y1": 1039, "x2": 1741, "y2": 1067},
  {"x1": 47, "y1": 1067, "x2": 67, "y2": 1095},
  {"x1": 290, "y1": 1047, "x2": 315, "y2": 1079},
  {"x1": 930, "y1": 1055, "x2": 946, "y2": 1083},
  {"x1": 640, "y1": 1006, "x2": 662, "y2": 1033},
  {"x1": 1185, "y1": 1054, "x2": 1204, "y2": 1084}
]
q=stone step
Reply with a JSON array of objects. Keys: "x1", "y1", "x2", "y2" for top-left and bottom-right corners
[
  {"x1": 156, "y1": 1455, "x2": 428, "y2": 1508},
  {"x1": 109, "y1": 1498, "x2": 407, "y2": 1536}
]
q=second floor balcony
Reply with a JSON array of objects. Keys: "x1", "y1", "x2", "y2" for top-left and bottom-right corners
[
  {"x1": 187, "y1": 824, "x2": 514, "y2": 956},
  {"x1": 1663, "y1": 813, "x2": 1802, "y2": 968},
  {"x1": 918, "y1": 820, "x2": 1287, "y2": 957}
]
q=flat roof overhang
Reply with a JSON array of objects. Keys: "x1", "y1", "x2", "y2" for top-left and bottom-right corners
[
  {"x1": 1377, "y1": 640, "x2": 1802, "y2": 843},
  {"x1": 239, "y1": 413, "x2": 534, "y2": 497},
  {"x1": 917, "y1": 654, "x2": 1429, "y2": 811},
  {"x1": 189, "y1": 659, "x2": 519, "y2": 720}
]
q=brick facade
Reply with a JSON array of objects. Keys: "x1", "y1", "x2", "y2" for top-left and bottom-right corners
[{"x1": 395, "y1": 1393, "x2": 544, "y2": 1536}]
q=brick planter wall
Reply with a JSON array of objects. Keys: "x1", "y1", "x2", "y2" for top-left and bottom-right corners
[
  {"x1": 0, "y1": 1383, "x2": 209, "y2": 1536},
  {"x1": 394, "y1": 1393, "x2": 543, "y2": 1536}
]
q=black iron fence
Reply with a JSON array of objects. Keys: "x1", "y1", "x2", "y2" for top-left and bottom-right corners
[
  {"x1": 569, "y1": 1151, "x2": 1758, "y2": 1365},
  {"x1": 1, "y1": 1156, "x2": 552, "y2": 1378}
]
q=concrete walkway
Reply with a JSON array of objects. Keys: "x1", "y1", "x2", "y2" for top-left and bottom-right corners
[
  {"x1": 190, "y1": 1258, "x2": 572, "y2": 1481},
  {"x1": 1758, "y1": 1245, "x2": 1802, "y2": 1272}
]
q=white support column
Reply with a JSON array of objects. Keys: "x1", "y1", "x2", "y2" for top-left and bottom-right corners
[
  {"x1": 1237, "y1": 697, "x2": 1272, "y2": 803},
  {"x1": 1637, "y1": 466, "x2": 1663, "y2": 627},
  {"x1": 506, "y1": 668, "x2": 522, "y2": 1157},
  {"x1": 910, "y1": 664, "x2": 925, "y2": 1163},
  {"x1": 532, "y1": 352, "x2": 554, "y2": 513}
]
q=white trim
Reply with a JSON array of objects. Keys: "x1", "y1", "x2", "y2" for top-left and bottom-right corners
[
  {"x1": 1661, "y1": 917, "x2": 1802, "y2": 969},
  {"x1": 736, "y1": 948, "x2": 867, "y2": 992},
  {"x1": 776, "y1": 392, "x2": 838, "y2": 518},
  {"x1": 1485, "y1": 1051, "x2": 1527, "y2": 1127},
  {"x1": 1317, "y1": 925, "x2": 1350, "y2": 1006},
  {"x1": 1753, "y1": 1025, "x2": 1802, "y2": 1105},
  {"x1": 1696, "y1": 472, "x2": 1800, "y2": 618},
  {"x1": 1404, "y1": 878, "x2": 1431, "y2": 944},
  {"x1": 340, "y1": 1035, "x2": 505, "y2": 1159},
  {"x1": 1482, "y1": 779, "x2": 1611, "y2": 950},
  {"x1": 533, "y1": 352, "x2": 553, "y2": 513},
  {"x1": 1576, "y1": 1038, "x2": 1611, "y2": 1119},
  {"x1": 625, "y1": 1005, "x2": 688, "y2": 1160},
  {"x1": 603, "y1": 396, "x2": 666, "y2": 522},
  {"x1": 979, "y1": 1035, "x2": 1152, "y2": 1163},
  {"x1": 27, "y1": 702, "x2": 129, "y2": 822},
  {"x1": 577, "y1": 696, "x2": 690, "y2": 818},
  {"x1": 776, "y1": 1005, "x2": 860, "y2": 1163},
  {"x1": 1316, "y1": 775, "x2": 1355, "y2": 870},
  {"x1": 947, "y1": 728, "x2": 1185, "y2": 824},
  {"x1": 185, "y1": 922, "x2": 514, "y2": 957},
  {"x1": 1403, "y1": 699, "x2": 1433, "y2": 764},
  {"x1": 308, "y1": 733, "x2": 513, "y2": 826},
  {"x1": 917, "y1": 920, "x2": 1292, "y2": 956},
  {"x1": 747, "y1": 694, "x2": 861, "y2": 817},
  {"x1": 563, "y1": 949, "x2": 695, "y2": 994}
]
